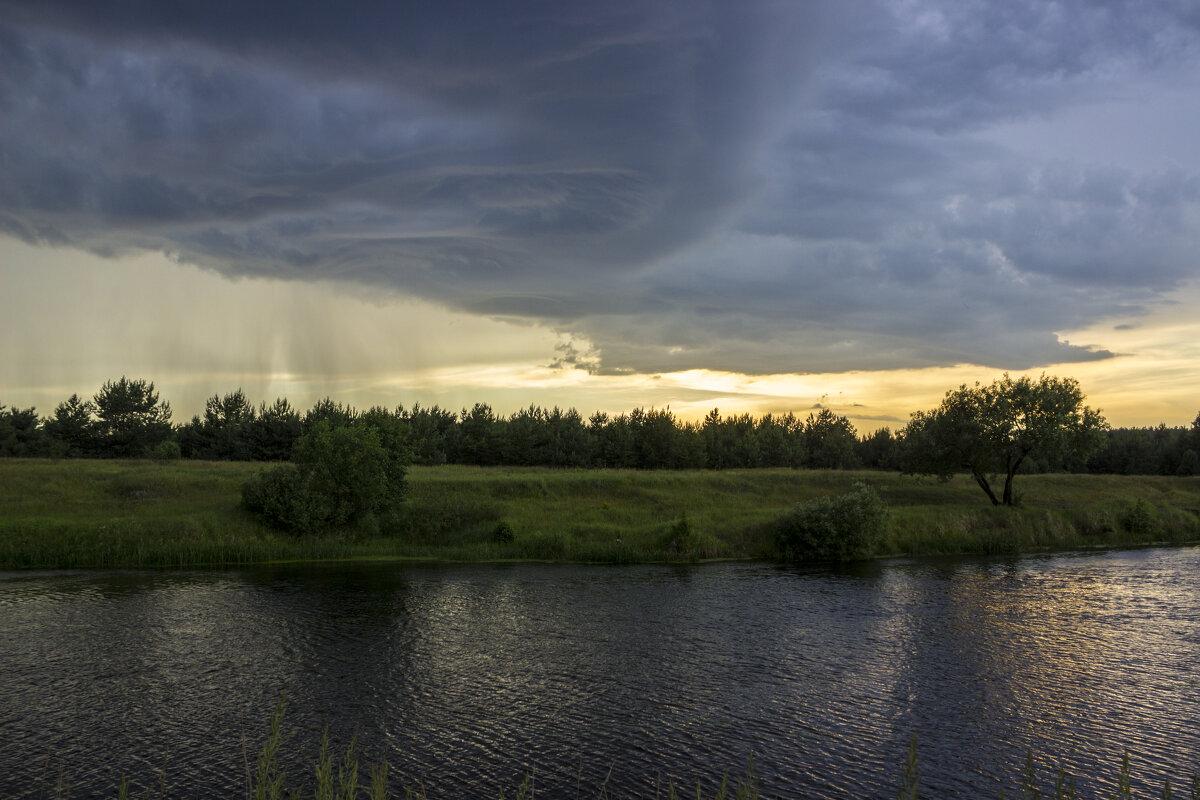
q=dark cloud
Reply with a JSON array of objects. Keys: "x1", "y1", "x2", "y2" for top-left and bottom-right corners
[{"x1": 1, "y1": 0, "x2": 1198, "y2": 375}]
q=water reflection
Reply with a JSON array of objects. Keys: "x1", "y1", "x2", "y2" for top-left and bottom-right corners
[{"x1": 1, "y1": 550, "x2": 1199, "y2": 799}]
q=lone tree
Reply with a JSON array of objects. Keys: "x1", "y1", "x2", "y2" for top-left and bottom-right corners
[{"x1": 899, "y1": 374, "x2": 1107, "y2": 506}]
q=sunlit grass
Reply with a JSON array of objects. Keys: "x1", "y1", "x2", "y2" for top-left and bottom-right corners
[{"x1": 1, "y1": 460, "x2": 1198, "y2": 569}]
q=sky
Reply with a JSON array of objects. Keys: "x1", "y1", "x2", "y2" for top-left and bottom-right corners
[{"x1": 2, "y1": 0, "x2": 1199, "y2": 431}]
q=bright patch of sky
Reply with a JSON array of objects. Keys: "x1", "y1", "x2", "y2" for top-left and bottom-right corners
[{"x1": 4, "y1": 238, "x2": 1197, "y2": 429}]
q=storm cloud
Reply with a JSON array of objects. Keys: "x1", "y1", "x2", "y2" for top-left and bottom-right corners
[{"x1": 2, "y1": 0, "x2": 1199, "y2": 374}]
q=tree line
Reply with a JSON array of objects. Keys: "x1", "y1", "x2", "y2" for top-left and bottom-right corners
[{"x1": 2, "y1": 375, "x2": 1199, "y2": 477}]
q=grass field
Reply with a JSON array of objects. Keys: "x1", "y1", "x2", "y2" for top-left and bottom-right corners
[{"x1": 1, "y1": 459, "x2": 1199, "y2": 569}]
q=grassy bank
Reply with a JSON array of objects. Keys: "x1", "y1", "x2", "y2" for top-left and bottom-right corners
[{"x1": 1, "y1": 459, "x2": 1198, "y2": 569}]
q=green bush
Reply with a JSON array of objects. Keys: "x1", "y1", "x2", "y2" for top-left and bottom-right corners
[
  {"x1": 145, "y1": 440, "x2": 182, "y2": 461},
  {"x1": 493, "y1": 519, "x2": 515, "y2": 544},
  {"x1": 241, "y1": 421, "x2": 410, "y2": 534},
  {"x1": 293, "y1": 422, "x2": 390, "y2": 525},
  {"x1": 1120, "y1": 497, "x2": 1155, "y2": 535},
  {"x1": 242, "y1": 465, "x2": 323, "y2": 534},
  {"x1": 774, "y1": 482, "x2": 887, "y2": 561},
  {"x1": 662, "y1": 512, "x2": 700, "y2": 559}
]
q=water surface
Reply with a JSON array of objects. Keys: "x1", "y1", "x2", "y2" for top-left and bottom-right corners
[{"x1": 2, "y1": 548, "x2": 1199, "y2": 798}]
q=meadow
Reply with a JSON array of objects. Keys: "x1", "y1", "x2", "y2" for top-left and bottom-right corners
[{"x1": 2, "y1": 459, "x2": 1198, "y2": 570}]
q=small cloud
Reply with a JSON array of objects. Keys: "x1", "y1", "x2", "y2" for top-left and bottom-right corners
[
  {"x1": 851, "y1": 413, "x2": 905, "y2": 423},
  {"x1": 548, "y1": 340, "x2": 601, "y2": 374}
]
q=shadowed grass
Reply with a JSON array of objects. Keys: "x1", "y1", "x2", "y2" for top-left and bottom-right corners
[{"x1": 2, "y1": 460, "x2": 1199, "y2": 569}]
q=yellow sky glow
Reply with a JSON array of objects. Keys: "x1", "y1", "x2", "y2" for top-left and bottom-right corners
[{"x1": 2, "y1": 236, "x2": 1197, "y2": 431}]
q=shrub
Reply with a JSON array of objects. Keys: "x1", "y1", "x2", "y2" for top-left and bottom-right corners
[
  {"x1": 293, "y1": 422, "x2": 391, "y2": 526},
  {"x1": 775, "y1": 482, "x2": 887, "y2": 561},
  {"x1": 493, "y1": 519, "x2": 515, "y2": 544},
  {"x1": 145, "y1": 440, "x2": 182, "y2": 461},
  {"x1": 662, "y1": 512, "x2": 700, "y2": 559},
  {"x1": 1120, "y1": 497, "x2": 1155, "y2": 535},
  {"x1": 241, "y1": 465, "x2": 323, "y2": 534},
  {"x1": 241, "y1": 420, "x2": 410, "y2": 534}
]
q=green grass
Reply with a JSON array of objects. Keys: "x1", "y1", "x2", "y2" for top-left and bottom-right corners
[{"x1": 1, "y1": 459, "x2": 1199, "y2": 569}]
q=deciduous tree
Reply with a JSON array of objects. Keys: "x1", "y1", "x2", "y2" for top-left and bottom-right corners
[{"x1": 899, "y1": 374, "x2": 1107, "y2": 505}]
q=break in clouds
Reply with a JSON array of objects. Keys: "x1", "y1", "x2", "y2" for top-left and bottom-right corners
[{"x1": 2, "y1": 0, "x2": 1200, "y2": 375}]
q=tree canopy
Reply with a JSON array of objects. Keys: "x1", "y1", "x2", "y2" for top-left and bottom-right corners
[
  {"x1": 93, "y1": 377, "x2": 173, "y2": 457},
  {"x1": 43, "y1": 394, "x2": 98, "y2": 457},
  {"x1": 899, "y1": 374, "x2": 1107, "y2": 505},
  {"x1": 17, "y1": 373, "x2": 1200, "y2": 476}
]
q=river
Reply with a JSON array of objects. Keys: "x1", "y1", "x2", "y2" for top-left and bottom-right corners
[{"x1": 2, "y1": 547, "x2": 1199, "y2": 798}]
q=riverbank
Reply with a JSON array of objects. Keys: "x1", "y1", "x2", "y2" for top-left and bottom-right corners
[{"x1": 1, "y1": 459, "x2": 1198, "y2": 569}]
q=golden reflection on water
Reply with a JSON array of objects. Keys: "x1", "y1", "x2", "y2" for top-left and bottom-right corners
[{"x1": 870, "y1": 553, "x2": 1200, "y2": 790}]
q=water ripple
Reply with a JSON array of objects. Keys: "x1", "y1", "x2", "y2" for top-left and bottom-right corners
[{"x1": 2, "y1": 549, "x2": 1199, "y2": 798}]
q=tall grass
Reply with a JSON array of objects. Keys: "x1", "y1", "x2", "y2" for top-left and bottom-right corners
[{"x1": 2, "y1": 460, "x2": 1198, "y2": 569}]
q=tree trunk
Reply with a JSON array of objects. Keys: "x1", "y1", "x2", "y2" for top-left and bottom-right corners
[
  {"x1": 1002, "y1": 454, "x2": 1026, "y2": 506},
  {"x1": 972, "y1": 470, "x2": 1001, "y2": 506}
]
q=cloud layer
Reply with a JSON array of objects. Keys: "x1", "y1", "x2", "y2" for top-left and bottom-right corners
[{"x1": 3, "y1": 0, "x2": 1199, "y2": 374}]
